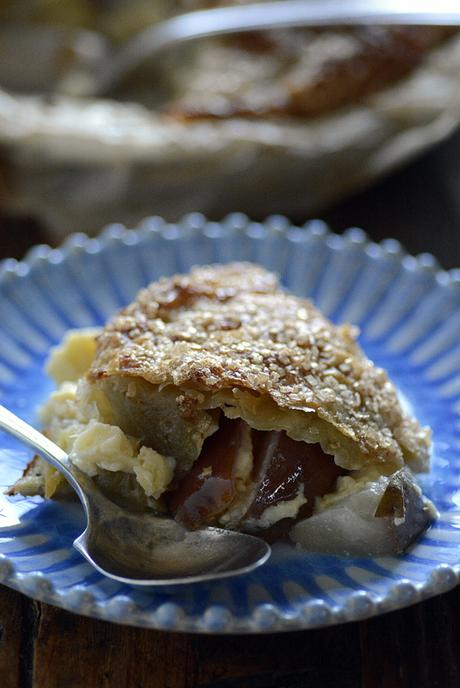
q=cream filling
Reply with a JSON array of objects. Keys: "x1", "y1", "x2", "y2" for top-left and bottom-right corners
[
  {"x1": 317, "y1": 467, "x2": 396, "y2": 512},
  {"x1": 41, "y1": 330, "x2": 176, "y2": 500},
  {"x1": 46, "y1": 328, "x2": 101, "y2": 384},
  {"x1": 242, "y1": 487, "x2": 308, "y2": 531}
]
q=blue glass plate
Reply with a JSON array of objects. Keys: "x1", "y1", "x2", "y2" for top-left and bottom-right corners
[{"x1": 1, "y1": 214, "x2": 459, "y2": 633}]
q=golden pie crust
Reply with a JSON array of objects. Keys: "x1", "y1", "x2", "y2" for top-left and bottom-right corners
[{"x1": 89, "y1": 263, "x2": 430, "y2": 472}]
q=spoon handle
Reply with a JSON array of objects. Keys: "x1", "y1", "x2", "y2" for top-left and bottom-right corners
[
  {"x1": 94, "y1": 0, "x2": 460, "y2": 94},
  {"x1": 0, "y1": 404, "x2": 86, "y2": 501}
]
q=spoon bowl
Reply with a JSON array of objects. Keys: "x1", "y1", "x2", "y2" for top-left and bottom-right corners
[
  {"x1": 0, "y1": 405, "x2": 270, "y2": 585},
  {"x1": 75, "y1": 513, "x2": 270, "y2": 584}
]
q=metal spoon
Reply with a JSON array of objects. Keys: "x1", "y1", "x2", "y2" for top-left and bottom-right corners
[
  {"x1": 0, "y1": 405, "x2": 270, "y2": 585},
  {"x1": 89, "y1": 0, "x2": 460, "y2": 96}
]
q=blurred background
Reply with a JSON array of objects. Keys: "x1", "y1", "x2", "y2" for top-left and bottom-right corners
[{"x1": 1, "y1": 0, "x2": 460, "y2": 265}]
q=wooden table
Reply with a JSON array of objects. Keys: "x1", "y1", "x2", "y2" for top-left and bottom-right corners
[{"x1": 1, "y1": 130, "x2": 460, "y2": 688}]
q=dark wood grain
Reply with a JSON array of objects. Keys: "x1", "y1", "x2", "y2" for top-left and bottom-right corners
[
  {"x1": 2, "y1": 583, "x2": 460, "y2": 688},
  {"x1": 193, "y1": 623, "x2": 361, "y2": 687},
  {"x1": 0, "y1": 587, "x2": 24, "y2": 688},
  {"x1": 0, "y1": 588, "x2": 361, "y2": 688},
  {"x1": 31, "y1": 602, "x2": 194, "y2": 688},
  {"x1": 360, "y1": 589, "x2": 460, "y2": 688},
  {"x1": 1, "y1": 127, "x2": 460, "y2": 688}
]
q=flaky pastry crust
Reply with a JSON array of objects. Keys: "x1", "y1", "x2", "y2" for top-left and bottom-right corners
[{"x1": 89, "y1": 263, "x2": 430, "y2": 472}]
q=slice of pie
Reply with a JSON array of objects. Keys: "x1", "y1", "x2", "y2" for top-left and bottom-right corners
[{"x1": 10, "y1": 263, "x2": 434, "y2": 554}]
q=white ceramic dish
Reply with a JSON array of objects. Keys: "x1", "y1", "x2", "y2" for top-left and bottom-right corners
[{"x1": 1, "y1": 26, "x2": 460, "y2": 238}]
